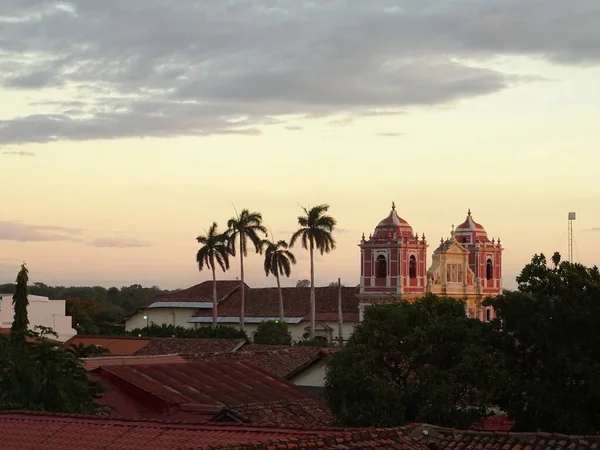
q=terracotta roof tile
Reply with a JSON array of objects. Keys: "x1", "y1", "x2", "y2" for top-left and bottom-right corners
[
  {"x1": 155, "y1": 280, "x2": 243, "y2": 303},
  {"x1": 133, "y1": 338, "x2": 247, "y2": 356},
  {"x1": 65, "y1": 335, "x2": 151, "y2": 356},
  {"x1": 192, "y1": 286, "x2": 359, "y2": 322},
  {"x1": 219, "y1": 399, "x2": 334, "y2": 428},
  {"x1": 183, "y1": 346, "x2": 337, "y2": 379},
  {"x1": 406, "y1": 424, "x2": 600, "y2": 450},
  {"x1": 0, "y1": 411, "x2": 341, "y2": 450}
]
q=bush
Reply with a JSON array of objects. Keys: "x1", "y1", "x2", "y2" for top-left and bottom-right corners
[
  {"x1": 253, "y1": 321, "x2": 292, "y2": 345},
  {"x1": 295, "y1": 336, "x2": 331, "y2": 347},
  {"x1": 127, "y1": 323, "x2": 248, "y2": 340}
]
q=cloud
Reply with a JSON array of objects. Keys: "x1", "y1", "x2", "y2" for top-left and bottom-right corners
[
  {"x1": 90, "y1": 237, "x2": 152, "y2": 248},
  {"x1": 1, "y1": 151, "x2": 36, "y2": 156},
  {"x1": 285, "y1": 125, "x2": 303, "y2": 131},
  {"x1": 377, "y1": 132, "x2": 405, "y2": 137},
  {"x1": 0, "y1": 221, "x2": 83, "y2": 242},
  {"x1": 584, "y1": 227, "x2": 600, "y2": 232},
  {"x1": 0, "y1": 1, "x2": 598, "y2": 145}
]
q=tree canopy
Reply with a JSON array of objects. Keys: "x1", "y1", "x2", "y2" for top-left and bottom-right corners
[
  {"x1": 484, "y1": 252, "x2": 600, "y2": 434},
  {"x1": 0, "y1": 266, "x2": 106, "y2": 414},
  {"x1": 325, "y1": 295, "x2": 511, "y2": 429}
]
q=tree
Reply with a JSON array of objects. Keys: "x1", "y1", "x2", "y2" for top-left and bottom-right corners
[
  {"x1": 325, "y1": 295, "x2": 511, "y2": 429},
  {"x1": 11, "y1": 263, "x2": 30, "y2": 341},
  {"x1": 0, "y1": 266, "x2": 107, "y2": 414},
  {"x1": 196, "y1": 223, "x2": 232, "y2": 329},
  {"x1": 262, "y1": 238, "x2": 297, "y2": 323},
  {"x1": 253, "y1": 320, "x2": 292, "y2": 346},
  {"x1": 290, "y1": 204, "x2": 336, "y2": 339},
  {"x1": 296, "y1": 279, "x2": 310, "y2": 288},
  {"x1": 484, "y1": 253, "x2": 600, "y2": 434},
  {"x1": 227, "y1": 209, "x2": 267, "y2": 332}
]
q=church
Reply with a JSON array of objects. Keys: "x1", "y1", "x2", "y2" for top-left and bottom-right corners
[{"x1": 358, "y1": 203, "x2": 503, "y2": 322}]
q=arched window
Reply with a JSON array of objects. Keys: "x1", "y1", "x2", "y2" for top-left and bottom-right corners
[
  {"x1": 376, "y1": 255, "x2": 387, "y2": 278},
  {"x1": 486, "y1": 259, "x2": 493, "y2": 280},
  {"x1": 409, "y1": 255, "x2": 417, "y2": 279}
]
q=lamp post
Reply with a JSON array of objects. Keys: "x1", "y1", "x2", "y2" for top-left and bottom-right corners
[{"x1": 143, "y1": 314, "x2": 149, "y2": 329}]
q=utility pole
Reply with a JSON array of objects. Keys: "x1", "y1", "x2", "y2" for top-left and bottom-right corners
[
  {"x1": 568, "y1": 212, "x2": 576, "y2": 263},
  {"x1": 337, "y1": 278, "x2": 344, "y2": 347}
]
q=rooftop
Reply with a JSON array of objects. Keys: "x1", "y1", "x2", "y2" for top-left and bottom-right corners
[
  {"x1": 132, "y1": 337, "x2": 247, "y2": 356},
  {"x1": 93, "y1": 360, "x2": 321, "y2": 417},
  {"x1": 191, "y1": 286, "x2": 359, "y2": 323},
  {"x1": 65, "y1": 335, "x2": 151, "y2": 356},
  {"x1": 183, "y1": 346, "x2": 338, "y2": 379}
]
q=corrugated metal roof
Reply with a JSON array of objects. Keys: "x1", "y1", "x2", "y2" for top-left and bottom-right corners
[
  {"x1": 149, "y1": 301, "x2": 212, "y2": 309},
  {"x1": 188, "y1": 317, "x2": 303, "y2": 324}
]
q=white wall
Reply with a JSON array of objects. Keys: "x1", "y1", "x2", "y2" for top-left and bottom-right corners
[
  {"x1": 0, "y1": 294, "x2": 76, "y2": 342},
  {"x1": 125, "y1": 308, "x2": 196, "y2": 331},
  {"x1": 290, "y1": 359, "x2": 328, "y2": 388}
]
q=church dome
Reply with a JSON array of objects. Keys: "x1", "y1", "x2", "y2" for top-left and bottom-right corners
[
  {"x1": 454, "y1": 209, "x2": 490, "y2": 243},
  {"x1": 371, "y1": 202, "x2": 415, "y2": 241}
]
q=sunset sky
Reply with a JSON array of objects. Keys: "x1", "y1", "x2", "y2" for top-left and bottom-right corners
[{"x1": 1, "y1": 1, "x2": 599, "y2": 291}]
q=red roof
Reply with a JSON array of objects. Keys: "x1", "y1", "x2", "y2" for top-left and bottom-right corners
[
  {"x1": 454, "y1": 209, "x2": 491, "y2": 244},
  {"x1": 183, "y1": 346, "x2": 337, "y2": 379},
  {"x1": 0, "y1": 411, "x2": 343, "y2": 450},
  {"x1": 215, "y1": 399, "x2": 334, "y2": 428},
  {"x1": 370, "y1": 202, "x2": 416, "y2": 241},
  {"x1": 132, "y1": 338, "x2": 246, "y2": 356},
  {"x1": 94, "y1": 361, "x2": 320, "y2": 418},
  {"x1": 83, "y1": 354, "x2": 187, "y2": 371},
  {"x1": 192, "y1": 286, "x2": 359, "y2": 323},
  {"x1": 65, "y1": 335, "x2": 150, "y2": 356},
  {"x1": 155, "y1": 280, "x2": 243, "y2": 303}
]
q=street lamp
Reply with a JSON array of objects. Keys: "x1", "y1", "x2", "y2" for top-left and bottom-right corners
[{"x1": 143, "y1": 314, "x2": 149, "y2": 329}]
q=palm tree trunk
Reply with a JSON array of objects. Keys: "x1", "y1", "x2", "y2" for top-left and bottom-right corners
[
  {"x1": 211, "y1": 263, "x2": 218, "y2": 329},
  {"x1": 239, "y1": 244, "x2": 245, "y2": 332},
  {"x1": 309, "y1": 242, "x2": 315, "y2": 339},
  {"x1": 277, "y1": 271, "x2": 284, "y2": 324}
]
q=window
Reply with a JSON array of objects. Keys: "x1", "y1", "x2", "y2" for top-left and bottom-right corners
[
  {"x1": 486, "y1": 259, "x2": 493, "y2": 279},
  {"x1": 409, "y1": 255, "x2": 417, "y2": 278},
  {"x1": 376, "y1": 255, "x2": 387, "y2": 278},
  {"x1": 486, "y1": 308, "x2": 492, "y2": 322}
]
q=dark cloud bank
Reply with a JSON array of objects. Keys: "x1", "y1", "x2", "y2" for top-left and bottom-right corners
[{"x1": 0, "y1": 0, "x2": 599, "y2": 145}]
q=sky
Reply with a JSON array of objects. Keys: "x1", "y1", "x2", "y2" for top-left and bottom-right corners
[{"x1": 1, "y1": 0, "x2": 599, "y2": 291}]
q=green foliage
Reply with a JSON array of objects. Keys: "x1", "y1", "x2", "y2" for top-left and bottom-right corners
[
  {"x1": 227, "y1": 209, "x2": 267, "y2": 258},
  {"x1": 127, "y1": 323, "x2": 249, "y2": 340},
  {"x1": 196, "y1": 222, "x2": 232, "y2": 273},
  {"x1": 290, "y1": 204, "x2": 337, "y2": 339},
  {"x1": 11, "y1": 264, "x2": 30, "y2": 341},
  {"x1": 262, "y1": 239, "x2": 296, "y2": 279},
  {"x1": 253, "y1": 320, "x2": 292, "y2": 345},
  {"x1": 295, "y1": 336, "x2": 331, "y2": 347},
  {"x1": 290, "y1": 204, "x2": 337, "y2": 255},
  {"x1": 0, "y1": 265, "x2": 107, "y2": 414},
  {"x1": 484, "y1": 253, "x2": 600, "y2": 434},
  {"x1": 67, "y1": 343, "x2": 110, "y2": 358},
  {"x1": 296, "y1": 279, "x2": 310, "y2": 288},
  {"x1": 325, "y1": 294, "x2": 511, "y2": 429}
]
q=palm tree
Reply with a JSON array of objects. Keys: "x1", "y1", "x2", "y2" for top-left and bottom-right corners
[
  {"x1": 227, "y1": 209, "x2": 267, "y2": 332},
  {"x1": 196, "y1": 223, "x2": 232, "y2": 329},
  {"x1": 262, "y1": 238, "x2": 297, "y2": 323},
  {"x1": 290, "y1": 204, "x2": 337, "y2": 339}
]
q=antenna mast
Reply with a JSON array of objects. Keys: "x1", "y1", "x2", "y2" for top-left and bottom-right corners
[{"x1": 568, "y1": 212, "x2": 576, "y2": 263}]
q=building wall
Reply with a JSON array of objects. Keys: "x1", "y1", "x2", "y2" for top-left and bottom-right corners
[
  {"x1": 290, "y1": 360, "x2": 328, "y2": 388},
  {"x1": 0, "y1": 294, "x2": 76, "y2": 342},
  {"x1": 125, "y1": 308, "x2": 196, "y2": 331}
]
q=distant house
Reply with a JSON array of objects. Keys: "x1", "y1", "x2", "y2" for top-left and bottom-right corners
[
  {"x1": 0, "y1": 293, "x2": 76, "y2": 342},
  {"x1": 119, "y1": 280, "x2": 359, "y2": 343}
]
